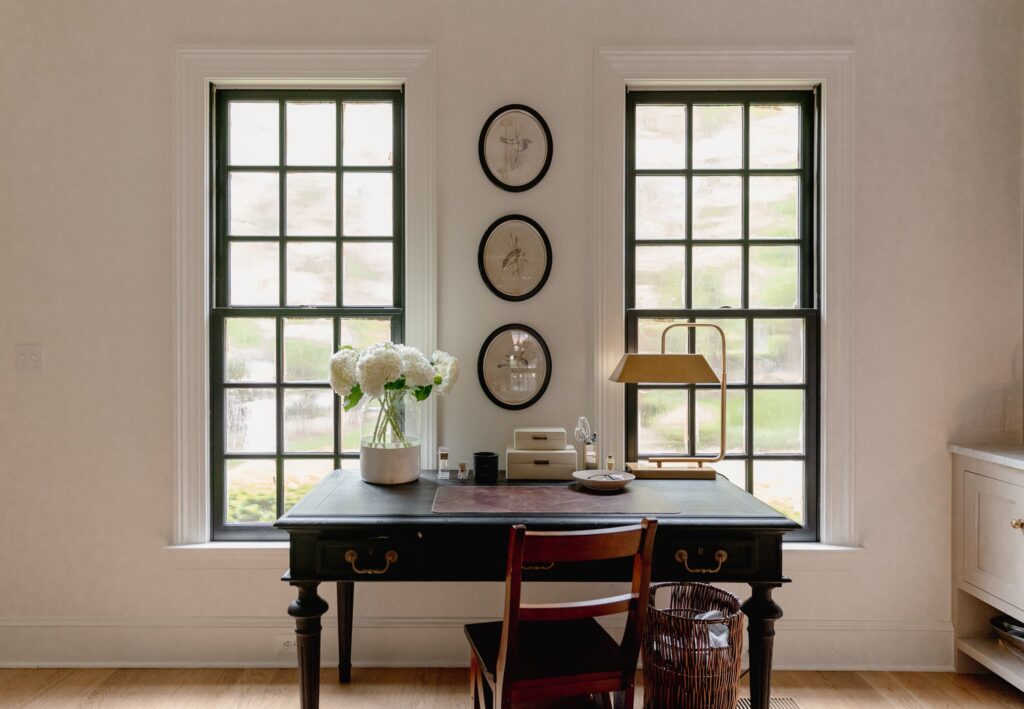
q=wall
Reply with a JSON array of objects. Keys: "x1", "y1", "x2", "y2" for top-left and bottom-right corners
[{"x1": 1, "y1": 0, "x2": 1022, "y2": 671}]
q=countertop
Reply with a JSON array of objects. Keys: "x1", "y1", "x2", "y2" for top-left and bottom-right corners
[{"x1": 949, "y1": 443, "x2": 1024, "y2": 471}]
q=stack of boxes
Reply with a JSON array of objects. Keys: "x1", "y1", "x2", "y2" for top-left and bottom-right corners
[{"x1": 505, "y1": 427, "x2": 579, "y2": 480}]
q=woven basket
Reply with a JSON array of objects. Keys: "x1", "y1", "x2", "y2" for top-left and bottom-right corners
[{"x1": 642, "y1": 582, "x2": 745, "y2": 709}]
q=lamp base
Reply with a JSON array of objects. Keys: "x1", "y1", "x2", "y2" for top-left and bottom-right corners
[{"x1": 624, "y1": 462, "x2": 717, "y2": 480}]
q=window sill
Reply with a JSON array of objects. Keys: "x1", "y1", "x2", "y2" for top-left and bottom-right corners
[
  {"x1": 783, "y1": 542, "x2": 866, "y2": 571},
  {"x1": 165, "y1": 542, "x2": 289, "y2": 570}
]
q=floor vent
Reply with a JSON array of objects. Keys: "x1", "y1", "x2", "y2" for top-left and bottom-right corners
[{"x1": 737, "y1": 699, "x2": 800, "y2": 709}]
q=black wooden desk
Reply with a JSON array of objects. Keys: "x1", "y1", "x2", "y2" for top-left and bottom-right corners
[{"x1": 276, "y1": 470, "x2": 798, "y2": 708}]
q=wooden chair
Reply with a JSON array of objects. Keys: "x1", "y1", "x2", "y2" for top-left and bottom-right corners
[{"x1": 464, "y1": 519, "x2": 658, "y2": 708}]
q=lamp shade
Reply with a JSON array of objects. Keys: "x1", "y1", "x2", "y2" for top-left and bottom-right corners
[{"x1": 608, "y1": 353, "x2": 719, "y2": 384}]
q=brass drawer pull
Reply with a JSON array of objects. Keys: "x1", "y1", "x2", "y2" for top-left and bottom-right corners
[
  {"x1": 344, "y1": 549, "x2": 398, "y2": 575},
  {"x1": 523, "y1": 562, "x2": 555, "y2": 571},
  {"x1": 1012, "y1": 519, "x2": 1024, "y2": 530},
  {"x1": 675, "y1": 549, "x2": 728, "y2": 574},
  {"x1": 534, "y1": 460, "x2": 550, "y2": 465}
]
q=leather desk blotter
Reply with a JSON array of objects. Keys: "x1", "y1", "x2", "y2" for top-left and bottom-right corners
[{"x1": 431, "y1": 485, "x2": 681, "y2": 515}]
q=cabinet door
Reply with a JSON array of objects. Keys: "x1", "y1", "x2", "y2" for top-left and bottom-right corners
[{"x1": 963, "y1": 470, "x2": 1024, "y2": 611}]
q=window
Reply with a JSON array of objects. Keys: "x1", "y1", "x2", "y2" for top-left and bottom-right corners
[
  {"x1": 625, "y1": 90, "x2": 819, "y2": 539},
  {"x1": 210, "y1": 89, "x2": 404, "y2": 540}
]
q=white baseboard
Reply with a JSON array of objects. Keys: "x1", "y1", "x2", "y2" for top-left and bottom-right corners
[{"x1": 0, "y1": 615, "x2": 954, "y2": 671}]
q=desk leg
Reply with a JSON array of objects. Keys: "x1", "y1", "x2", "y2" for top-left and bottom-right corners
[
  {"x1": 336, "y1": 581, "x2": 354, "y2": 683},
  {"x1": 742, "y1": 582, "x2": 783, "y2": 709},
  {"x1": 289, "y1": 581, "x2": 329, "y2": 709}
]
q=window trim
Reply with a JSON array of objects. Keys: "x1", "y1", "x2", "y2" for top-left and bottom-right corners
[
  {"x1": 593, "y1": 48, "x2": 856, "y2": 546},
  {"x1": 174, "y1": 48, "x2": 436, "y2": 545},
  {"x1": 624, "y1": 89, "x2": 820, "y2": 540}
]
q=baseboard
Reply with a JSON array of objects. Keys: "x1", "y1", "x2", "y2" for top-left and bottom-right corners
[{"x1": 0, "y1": 615, "x2": 955, "y2": 671}]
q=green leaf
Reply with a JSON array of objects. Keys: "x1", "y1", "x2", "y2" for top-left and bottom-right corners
[
  {"x1": 413, "y1": 385, "x2": 433, "y2": 402},
  {"x1": 384, "y1": 377, "x2": 406, "y2": 391},
  {"x1": 343, "y1": 384, "x2": 363, "y2": 411}
]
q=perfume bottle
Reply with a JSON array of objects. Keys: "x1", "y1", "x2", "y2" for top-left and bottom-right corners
[
  {"x1": 437, "y1": 447, "x2": 450, "y2": 480},
  {"x1": 457, "y1": 462, "x2": 469, "y2": 480},
  {"x1": 606, "y1": 455, "x2": 615, "y2": 471}
]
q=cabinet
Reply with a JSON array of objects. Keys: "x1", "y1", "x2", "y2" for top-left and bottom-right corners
[{"x1": 952, "y1": 445, "x2": 1024, "y2": 693}]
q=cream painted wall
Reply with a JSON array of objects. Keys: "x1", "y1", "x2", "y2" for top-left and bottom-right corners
[{"x1": 0, "y1": 0, "x2": 1022, "y2": 670}]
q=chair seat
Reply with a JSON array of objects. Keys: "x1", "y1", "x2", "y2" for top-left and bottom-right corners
[{"x1": 464, "y1": 618, "x2": 622, "y2": 685}]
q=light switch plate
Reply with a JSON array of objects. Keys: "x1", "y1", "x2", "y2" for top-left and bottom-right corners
[{"x1": 15, "y1": 344, "x2": 44, "y2": 373}]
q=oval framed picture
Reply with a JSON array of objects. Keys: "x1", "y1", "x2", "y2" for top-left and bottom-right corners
[
  {"x1": 477, "y1": 324, "x2": 552, "y2": 410},
  {"x1": 478, "y1": 215, "x2": 552, "y2": 301},
  {"x1": 478, "y1": 104, "x2": 553, "y2": 192}
]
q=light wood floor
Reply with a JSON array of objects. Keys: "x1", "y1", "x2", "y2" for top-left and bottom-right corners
[{"x1": 0, "y1": 668, "x2": 1022, "y2": 707}]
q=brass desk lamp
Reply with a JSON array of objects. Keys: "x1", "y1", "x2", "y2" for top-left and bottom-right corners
[{"x1": 609, "y1": 322, "x2": 726, "y2": 478}]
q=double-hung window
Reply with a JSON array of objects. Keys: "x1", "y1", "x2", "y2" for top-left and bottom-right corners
[
  {"x1": 625, "y1": 90, "x2": 819, "y2": 539},
  {"x1": 210, "y1": 89, "x2": 404, "y2": 540}
]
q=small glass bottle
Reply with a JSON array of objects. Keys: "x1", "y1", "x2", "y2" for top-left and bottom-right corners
[
  {"x1": 606, "y1": 455, "x2": 615, "y2": 471},
  {"x1": 437, "y1": 447, "x2": 450, "y2": 480},
  {"x1": 457, "y1": 461, "x2": 469, "y2": 480}
]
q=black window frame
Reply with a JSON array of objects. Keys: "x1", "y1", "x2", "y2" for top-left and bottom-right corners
[
  {"x1": 210, "y1": 87, "x2": 405, "y2": 541},
  {"x1": 625, "y1": 89, "x2": 820, "y2": 541}
]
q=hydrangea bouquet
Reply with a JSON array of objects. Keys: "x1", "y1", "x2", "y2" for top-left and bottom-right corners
[{"x1": 329, "y1": 343, "x2": 459, "y2": 449}]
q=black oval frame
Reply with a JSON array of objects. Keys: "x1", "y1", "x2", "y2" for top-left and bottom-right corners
[
  {"x1": 477, "y1": 323, "x2": 552, "y2": 410},
  {"x1": 477, "y1": 214, "x2": 553, "y2": 302},
  {"x1": 478, "y1": 104, "x2": 553, "y2": 192}
]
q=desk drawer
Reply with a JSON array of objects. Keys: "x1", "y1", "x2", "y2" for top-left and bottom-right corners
[
  {"x1": 658, "y1": 538, "x2": 756, "y2": 580},
  {"x1": 316, "y1": 534, "x2": 418, "y2": 580}
]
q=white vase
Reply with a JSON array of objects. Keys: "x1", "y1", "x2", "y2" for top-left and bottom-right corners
[{"x1": 359, "y1": 392, "x2": 422, "y2": 485}]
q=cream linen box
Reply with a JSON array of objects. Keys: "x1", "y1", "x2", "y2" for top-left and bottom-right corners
[
  {"x1": 506, "y1": 445, "x2": 578, "y2": 480},
  {"x1": 512, "y1": 427, "x2": 568, "y2": 451}
]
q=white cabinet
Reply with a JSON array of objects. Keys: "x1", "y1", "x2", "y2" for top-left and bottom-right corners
[{"x1": 952, "y1": 445, "x2": 1024, "y2": 694}]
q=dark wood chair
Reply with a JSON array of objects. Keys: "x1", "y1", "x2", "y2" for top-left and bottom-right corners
[{"x1": 464, "y1": 518, "x2": 658, "y2": 708}]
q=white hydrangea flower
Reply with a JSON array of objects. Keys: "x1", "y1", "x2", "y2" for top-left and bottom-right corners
[
  {"x1": 357, "y1": 343, "x2": 403, "y2": 398},
  {"x1": 329, "y1": 347, "x2": 359, "y2": 397},
  {"x1": 431, "y1": 350, "x2": 459, "y2": 396},
  {"x1": 396, "y1": 344, "x2": 435, "y2": 388}
]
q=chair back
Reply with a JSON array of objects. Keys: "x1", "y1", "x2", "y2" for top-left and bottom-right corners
[{"x1": 496, "y1": 519, "x2": 658, "y2": 698}]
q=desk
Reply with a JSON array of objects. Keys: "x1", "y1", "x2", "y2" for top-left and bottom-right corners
[{"x1": 276, "y1": 470, "x2": 798, "y2": 708}]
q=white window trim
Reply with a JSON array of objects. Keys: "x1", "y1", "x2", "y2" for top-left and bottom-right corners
[
  {"x1": 593, "y1": 48, "x2": 856, "y2": 545},
  {"x1": 173, "y1": 48, "x2": 436, "y2": 545}
]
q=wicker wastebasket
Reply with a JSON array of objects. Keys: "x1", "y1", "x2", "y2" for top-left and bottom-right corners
[{"x1": 642, "y1": 582, "x2": 745, "y2": 709}]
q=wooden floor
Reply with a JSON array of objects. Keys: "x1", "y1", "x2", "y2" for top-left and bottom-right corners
[{"x1": 0, "y1": 667, "x2": 1022, "y2": 707}]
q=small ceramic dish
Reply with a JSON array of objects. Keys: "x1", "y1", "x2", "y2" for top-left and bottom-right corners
[{"x1": 572, "y1": 470, "x2": 636, "y2": 492}]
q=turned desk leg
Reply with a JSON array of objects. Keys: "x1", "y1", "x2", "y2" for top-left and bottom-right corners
[
  {"x1": 289, "y1": 582, "x2": 329, "y2": 709},
  {"x1": 742, "y1": 582, "x2": 783, "y2": 709},
  {"x1": 337, "y1": 581, "x2": 355, "y2": 683}
]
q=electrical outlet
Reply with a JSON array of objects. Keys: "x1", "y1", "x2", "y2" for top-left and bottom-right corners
[
  {"x1": 277, "y1": 634, "x2": 297, "y2": 655},
  {"x1": 15, "y1": 344, "x2": 44, "y2": 373}
]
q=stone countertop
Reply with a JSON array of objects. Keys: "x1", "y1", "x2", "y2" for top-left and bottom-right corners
[{"x1": 949, "y1": 443, "x2": 1024, "y2": 471}]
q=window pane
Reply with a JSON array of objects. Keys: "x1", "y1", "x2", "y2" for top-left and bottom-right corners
[
  {"x1": 691, "y1": 246, "x2": 741, "y2": 308},
  {"x1": 339, "y1": 402, "x2": 362, "y2": 453},
  {"x1": 638, "y1": 389, "x2": 688, "y2": 456},
  {"x1": 286, "y1": 242, "x2": 335, "y2": 306},
  {"x1": 343, "y1": 102, "x2": 393, "y2": 166},
  {"x1": 229, "y1": 102, "x2": 278, "y2": 166},
  {"x1": 692, "y1": 176, "x2": 741, "y2": 240},
  {"x1": 696, "y1": 389, "x2": 745, "y2": 455},
  {"x1": 343, "y1": 242, "x2": 393, "y2": 305},
  {"x1": 754, "y1": 319, "x2": 804, "y2": 384},
  {"x1": 754, "y1": 460, "x2": 804, "y2": 524},
  {"x1": 692, "y1": 105, "x2": 742, "y2": 168},
  {"x1": 695, "y1": 318, "x2": 746, "y2": 384},
  {"x1": 284, "y1": 389, "x2": 334, "y2": 453},
  {"x1": 340, "y1": 318, "x2": 392, "y2": 349},
  {"x1": 638, "y1": 318, "x2": 691, "y2": 355},
  {"x1": 284, "y1": 318, "x2": 332, "y2": 383},
  {"x1": 225, "y1": 318, "x2": 275, "y2": 383},
  {"x1": 753, "y1": 389, "x2": 804, "y2": 454},
  {"x1": 286, "y1": 102, "x2": 335, "y2": 166},
  {"x1": 749, "y1": 245, "x2": 799, "y2": 308},
  {"x1": 226, "y1": 459, "x2": 277, "y2": 524},
  {"x1": 635, "y1": 104, "x2": 686, "y2": 169},
  {"x1": 286, "y1": 173, "x2": 335, "y2": 236},
  {"x1": 284, "y1": 459, "x2": 335, "y2": 512},
  {"x1": 714, "y1": 459, "x2": 747, "y2": 489},
  {"x1": 229, "y1": 172, "x2": 278, "y2": 236},
  {"x1": 635, "y1": 176, "x2": 686, "y2": 240},
  {"x1": 225, "y1": 388, "x2": 276, "y2": 453},
  {"x1": 229, "y1": 242, "x2": 279, "y2": 306},
  {"x1": 343, "y1": 172, "x2": 392, "y2": 236},
  {"x1": 635, "y1": 245, "x2": 685, "y2": 309},
  {"x1": 750, "y1": 176, "x2": 798, "y2": 239},
  {"x1": 750, "y1": 105, "x2": 799, "y2": 169}
]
